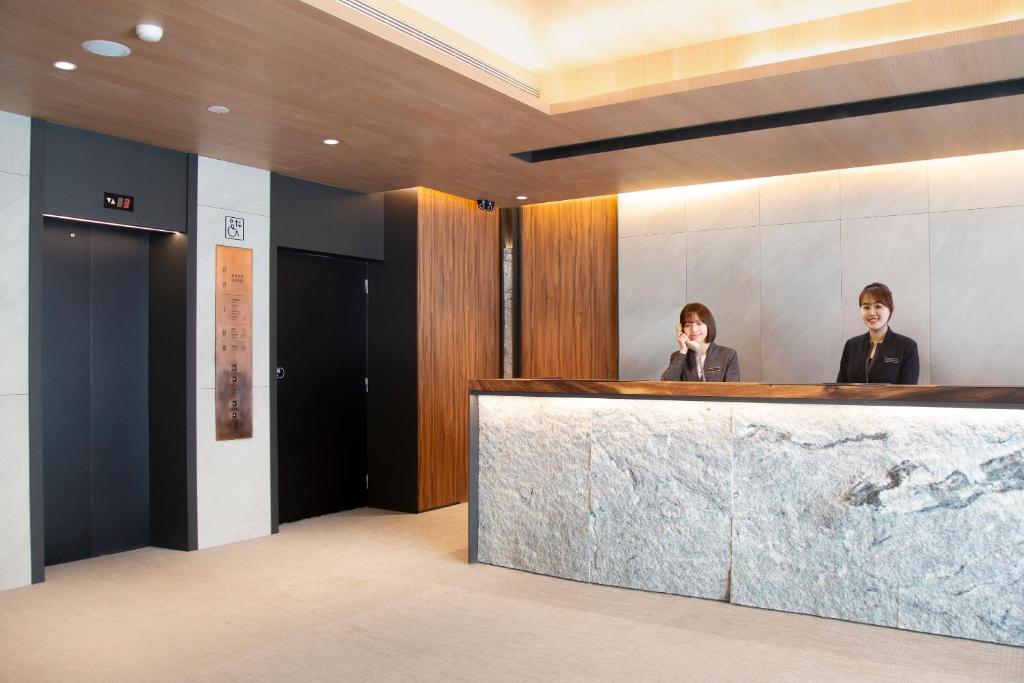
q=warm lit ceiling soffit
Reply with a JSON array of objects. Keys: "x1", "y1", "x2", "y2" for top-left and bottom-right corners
[{"x1": 300, "y1": 0, "x2": 1024, "y2": 114}]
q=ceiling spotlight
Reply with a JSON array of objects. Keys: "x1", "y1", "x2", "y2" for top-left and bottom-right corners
[
  {"x1": 516, "y1": 195, "x2": 528, "y2": 200},
  {"x1": 207, "y1": 105, "x2": 230, "y2": 114},
  {"x1": 82, "y1": 40, "x2": 131, "y2": 57},
  {"x1": 323, "y1": 139, "x2": 340, "y2": 145},
  {"x1": 135, "y1": 24, "x2": 164, "y2": 43},
  {"x1": 53, "y1": 61, "x2": 77, "y2": 71}
]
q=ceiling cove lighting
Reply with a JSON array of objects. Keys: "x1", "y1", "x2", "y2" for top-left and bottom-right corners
[
  {"x1": 53, "y1": 61, "x2": 77, "y2": 71},
  {"x1": 208, "y1": 105, "x2": 230, "y2": 114},
  {"x1": 514, "y1": 77, "x2": 1024, "y2": 163},
  {"x1": 82, "y1": 40, "x2": 131, "y2": 57},
  {"x1": 323, "y1": 138, "x2": 340, "y2": 145}
]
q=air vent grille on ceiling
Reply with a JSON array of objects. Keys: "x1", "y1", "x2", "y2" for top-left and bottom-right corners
[{"x1": 336, "y1": 0, "x2": 540, "y2": 98}]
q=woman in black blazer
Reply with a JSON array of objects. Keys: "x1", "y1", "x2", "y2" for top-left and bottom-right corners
[
  {"x1": 837, "y1": 282, "x2": 919, "y2": 384},
  {"x1": 660, "y1": 302, "x2": 740, "y2": 382}
]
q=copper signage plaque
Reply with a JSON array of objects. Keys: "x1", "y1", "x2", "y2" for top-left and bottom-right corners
[{"x1": 215, "y1": 245, "x2": 253, "y2": 440}]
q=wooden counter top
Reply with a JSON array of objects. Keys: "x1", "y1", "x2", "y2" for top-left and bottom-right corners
[{"x1": 469, "y1": 379, "x2": 1024, "y2": 405}]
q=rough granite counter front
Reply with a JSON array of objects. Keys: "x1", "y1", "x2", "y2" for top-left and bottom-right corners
[{"x1": 468, "y1": 386, "x2": 1024, "y2": 648}]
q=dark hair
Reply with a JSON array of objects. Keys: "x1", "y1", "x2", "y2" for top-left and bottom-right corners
[
  {"x1": 679, "y1": 302, "x2": 717, "y2": 344},
  {"x1": 859, "y1": 282, "x2": 894, "y2": 311}
]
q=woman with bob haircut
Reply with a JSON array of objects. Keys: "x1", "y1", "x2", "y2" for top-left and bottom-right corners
[
  {"x1": 837, "y1": 282, "x2": 919, "y2": 384},
  {"x1": 660, "y1": 302, "x2": 740, "y2": 382}
]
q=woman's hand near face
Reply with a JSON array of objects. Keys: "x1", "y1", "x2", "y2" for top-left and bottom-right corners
[{"x1": 677, "y1": 330, "x2": 689, "y2": 354}]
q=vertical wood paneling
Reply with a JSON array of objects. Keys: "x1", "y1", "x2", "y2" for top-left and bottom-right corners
[
  {"x1": 521, "y1": 196, "x2": 618, "y2": 379},
  {"x1": 417, "y1": 188, "x2": 500, "y2": 511}
]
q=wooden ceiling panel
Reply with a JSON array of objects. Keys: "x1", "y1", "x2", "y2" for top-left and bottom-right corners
[{"x1": 1, "y1": 0, "x2": 1023, "y2": 205}]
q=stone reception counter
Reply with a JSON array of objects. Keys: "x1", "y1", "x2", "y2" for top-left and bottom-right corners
[{"x1": 467, "y1": 380, "x2": 1024, "y2": 647}]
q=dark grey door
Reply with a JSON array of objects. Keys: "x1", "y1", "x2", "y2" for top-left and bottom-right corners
[
  {"x1": 277, "y1": 250, "x2": 368, "y2": 523},
  {"x1": 42, "y1": 220, "x2": 150, "y2": 565}
]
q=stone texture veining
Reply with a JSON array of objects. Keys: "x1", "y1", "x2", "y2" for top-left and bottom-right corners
[
  {"x1": 477, "y1": 395, "x2": 1024, "y2": 647},
  {"x1": 478, "y1": 396, "x2": 732, "y2": 597}
]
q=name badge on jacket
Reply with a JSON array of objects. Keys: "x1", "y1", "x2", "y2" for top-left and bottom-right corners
[
  {"x1": 707, "y1": 366, "x2": 722, "y2": 373},
  {"x1": 884, "y1": 356, "x2": 899, "y2": 364}
]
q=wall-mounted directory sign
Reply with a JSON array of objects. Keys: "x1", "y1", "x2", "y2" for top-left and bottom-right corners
[{"x1": 215, "y1": 245, "x2": 253, "y2": 440}]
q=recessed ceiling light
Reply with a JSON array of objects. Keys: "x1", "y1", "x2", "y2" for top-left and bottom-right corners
[
  {"x1": 323, "y1": 139, "x2": 340, "y2": 145},
  {"x1": 82, "y1": 40, "x2": 131, "y2": 57},
  {"x1": 516, "y1": 195, "x2": 528, "y2": 200},
  {"x1": 207, "y1": 105, "x2": 230, "y2": 114},
  {"x1": 53, "y1": 61, "x2": 77, "y2": 71}
]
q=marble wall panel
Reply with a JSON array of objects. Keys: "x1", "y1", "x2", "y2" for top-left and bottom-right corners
[
  {"x1": 0, "y1": 112, "x2": 30, "y2": 593},
  {"x1": 616, "y1": 187, "x2": 685, "y2": 237},
  {"x1": 929, "y1": 149, "x2": 1024, "y2": 213},
  {"x1": 686, "y1": 227, "x2": 761, "y2": 381},
  {"x1": 731, "y1": 402, "x2": 1024, "y2": 646},
  {"x1": 760, "y1": 170, "x2": 840, "y2": 226},
  {"x1": 618, "y1": 234, "x2": 685, "y2": 380},
  {"x1": 684, "y1": 179, "x2": 760, "y2": 231},
  {"x1": 589, "y1": 399, "x2": 731, "y2": 599},
  {"x1": 197, "y1": 156, "x2": 271, "y2": 216},
  {"x1": 196, "y1": 386, "x2": 271, "y2": 549},
  {"x1": 0, "y1": 112, "x2": 30, "y2": 176},
  {"x1": 840, "y1": 161, "x2": 928, "y2": 219},
  {"x1": 0, "y1": 172, "x2": 29, "y2": 396},
  {"x1": 930, "y1": 206, "x2": 1024, "y2": 385},
  {"x1": 0, "y1": 395, "x2": 30, "y2": 591},
  {"x1": 760, "y1": 221, "x2": 841, "y2": 383},
  {"x1": 477, "y1": 396, "x2": 595, "y2": 582},
  {"x1": 195, "y1": 157, "x2": 272, "y2": 550},
  {"x1": 840, "y1": 214, "x2": 931, "y2": 384}
]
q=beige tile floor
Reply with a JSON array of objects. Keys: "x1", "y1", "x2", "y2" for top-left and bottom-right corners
[{"x1": 0, "y1": 504, "x2": 1021, "y2": 682}]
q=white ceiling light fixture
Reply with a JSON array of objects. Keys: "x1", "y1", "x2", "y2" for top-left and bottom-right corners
[
  {"x1": 323, "y1": 138, "x2": 340, "y2": 145},
  {"x1": 53, "y1": 61, "x2": 78, "y2": 71},
  {"x1": 516, "y1": 195, "x2": 528, "y2": 200},
  {"x1": 207, "y1": 105, "x2": 230, "y2": 114},
  {"x1": 135, "y1": 24, "x2": 164, "y2": 43},
  {"x1": 82, "y1": 40, "x2": 131, "y2": 57}
]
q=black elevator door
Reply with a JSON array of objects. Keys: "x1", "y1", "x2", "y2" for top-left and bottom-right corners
[
  {"x1": 278, "y1": 250, "x2": 368, "y2": 523},
  {"x1": 42, "y1": 221, "x2": 150, "y2": 565}
]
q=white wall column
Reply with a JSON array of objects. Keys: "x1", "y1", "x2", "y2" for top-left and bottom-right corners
[
  {"x1": 195, "y1": 157, "x2": 271, "y2": 549},
  {"x1": 0, "y1": 112, "x2": 32, "y2": 590}
]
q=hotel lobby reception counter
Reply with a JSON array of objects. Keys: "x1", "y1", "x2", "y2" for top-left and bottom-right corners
[{"x1": 467, "y1": 380, "x2": 1024, "y2": 647}]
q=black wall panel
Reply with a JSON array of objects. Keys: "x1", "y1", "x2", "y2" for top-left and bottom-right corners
[
  {"x1": 367, "y1": 189, "x2": 419, "y2": 512},
  {"x1": 89, "y1": 227, "x2": 150, "y2": 556},
  {"x1": 41, "y1": 123, "x2": 188, "y2": 232},
  {"x1": 41, "y1": 223, "x2": 93, "y2": 565},
  {"x1": 149, "y1": 233, "x2": 191, "y2": 550},
  {"x1": 271, "y1": 173, "x2": 383, "y2": 260},
  {"x1": 42, "y1": 221, "x2": 151, "y2": 564}
]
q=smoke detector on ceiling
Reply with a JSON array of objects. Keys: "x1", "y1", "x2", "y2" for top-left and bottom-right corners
[{"x1": 136, "y1": 24, "x2": 164, "y2": 43}]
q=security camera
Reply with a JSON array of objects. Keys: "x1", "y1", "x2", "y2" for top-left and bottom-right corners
[{"x1": 477, "y1": 199, "x2": 495, "y2": 212}]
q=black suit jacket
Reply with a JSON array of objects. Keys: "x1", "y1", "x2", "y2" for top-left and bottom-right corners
[
  {"x1": 660, "y1": 342, "x2": 740, "y2": 382},
  {"x1": 837, "y1": 329, "x2": 920, "y2": 384}
]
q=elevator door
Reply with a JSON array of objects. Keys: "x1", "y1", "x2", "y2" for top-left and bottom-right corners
[
  {"x1": 277, "y1": 250, "x2": 368, "y2": 523},
  {"x1": 42, "y1": 221, "x2": 150, "y2": 565}
]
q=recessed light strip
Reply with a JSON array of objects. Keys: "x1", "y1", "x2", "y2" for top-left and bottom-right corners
[
  {"x1": 513, "y1": 77, "x2": 1024, "y2": 162},
  {"x1": 42, "y1": 213, "x2": 180, "y2": 234},
  {"x1": 334, "y1": 0, "x2": 539, "y2": 98}
]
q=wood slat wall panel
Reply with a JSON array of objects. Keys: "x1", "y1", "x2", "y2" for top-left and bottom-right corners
[
  {"x1": 417, "y1": 188, "x2": 500, "y2": 510},
  {"x1": 520, "y1": 197, "x2": 618, "y2": 379}
]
